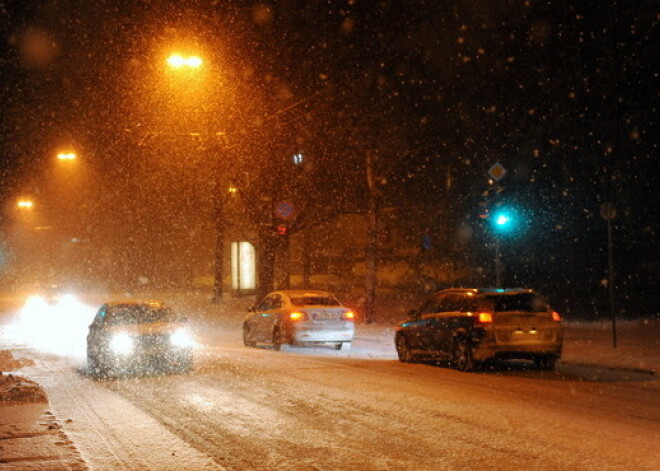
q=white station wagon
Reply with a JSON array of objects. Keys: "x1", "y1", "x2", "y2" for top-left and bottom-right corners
[{"x1": 243, "y1": 290, "x2": 356, "y2": 351}]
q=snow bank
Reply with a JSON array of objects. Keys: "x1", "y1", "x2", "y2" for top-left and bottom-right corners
[{"x1": 0, "y1": 350, "x2": 46, "y2": 402}]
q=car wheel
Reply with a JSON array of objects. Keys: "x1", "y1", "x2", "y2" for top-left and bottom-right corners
[
  {"x1": 534, "y1": 356, "x2": 557, "y2": 371},
  {"x1": 89, "y1": 354, "x2": 113, "y2": 378},
  {"x1": 395, "y1": 334, "x2": 415, "y2": 363},
  {"x1": 243, "y1": 324, "x2": 256, "y2": 347},
  {"x1": 453, "y1": 337, "x2": 476, "y2": 372},
  {"x1": 175, "y1": 355, "x2": 193, "y2": 373},
  {"x1": 272, "y1": 328, "x2": 282, "y2": 351},
  {"x1": 87, "y1": 351, "x2": 98, "y2": 375}
]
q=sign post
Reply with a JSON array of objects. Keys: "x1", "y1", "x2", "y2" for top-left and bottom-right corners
[{"x1": 600, "y1": 202, "x2": 617, "y2": 348}]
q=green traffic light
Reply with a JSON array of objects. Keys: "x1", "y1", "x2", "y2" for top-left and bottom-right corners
[{"x1": 491, "y1": 209, "x2": 515, "y2": 232}]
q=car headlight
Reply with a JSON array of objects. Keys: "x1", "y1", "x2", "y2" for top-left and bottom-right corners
[
  {"x1": 110, "y1": 332, "x2": 134, "y2": 354},
  {"x1": 25, "y1": 295, "x2": 47, "y2": 310},
  {"x1": 170, "y1": 329, "x2": 194, "y2": 348}
]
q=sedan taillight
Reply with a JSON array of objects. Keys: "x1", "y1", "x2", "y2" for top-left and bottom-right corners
[
  {"x1": 342, "y1": 311, "x2": 355, "y2": 321},
  {"x1": 551, "y1": 311, "x2": 562, "y2": 322}
]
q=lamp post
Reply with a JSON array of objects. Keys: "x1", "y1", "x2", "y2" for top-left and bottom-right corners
[{"x1": 165, "y1": 51, "x2": 226, "y2": 302}]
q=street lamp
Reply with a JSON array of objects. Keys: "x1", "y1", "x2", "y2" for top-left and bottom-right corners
[
  {"x1": 17, "y1": 199, "x2": 34, "y2": 209},
  {"x1": 166, "y1": 53, "x2": 203, "y2": 69},
  {"x1": 164, "y1": 51, "x2": 227, "y2": 301},
  {"x1": 57, "y1": 152, "x2": 76, "y2": 161}
]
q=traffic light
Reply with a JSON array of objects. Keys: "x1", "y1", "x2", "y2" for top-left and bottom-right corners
[
  {"x1": 491, "y1": 208, "x2": 515, "y2": 232},
  {"x1": 276, "y1": 223, "x2": 287, "y2": 235},
  {"x1": 478, "y1": 185, "x2": 505, "y2": 220},
  {"x1": 477, "y1": 184, "x2": 520, "y2": 234}
]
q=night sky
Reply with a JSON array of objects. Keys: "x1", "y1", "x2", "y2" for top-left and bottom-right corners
[{"x1": 0, "y1": 1, "x2": 657, "y2": 318}]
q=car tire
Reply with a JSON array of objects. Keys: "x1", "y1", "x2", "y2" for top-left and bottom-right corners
[
  {"x1": 453, "y1": 337, "x2": 477, "y2": 372},
  {"x1": 272, "y1": 328, "x2": 283, "y2": 351},
  {"x1": 176, "y1": 356, "x2": 193, "y2": 373},
  {"x1": 534, "y1": 356, "x2": 557, "y2": 371},
  {"x1": 243, "y1": 324, "x2": 256, "y2": 347},
  {"x1": 395, "y1": 334, "x2": 415, "y2": 363},
  {"x1": 87, "y1": 351, "x2": 98, "y2": 375},
  {"x1": 89, "y1": 353, "x2": 113, "y2": 378}
]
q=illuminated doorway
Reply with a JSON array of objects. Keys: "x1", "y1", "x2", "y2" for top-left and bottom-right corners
[{"x1": 231, "y1": 241, "x2": 256, "y2": 294}]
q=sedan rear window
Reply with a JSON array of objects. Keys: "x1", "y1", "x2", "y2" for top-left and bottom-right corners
[
  {"x1": 290, "y1": 296, "x2": 340, "y2": 307},
  {"x1": 107, "y1": 305, "x2": 176, "y2": 324},
  {"x1": 487, "y1": 293, "x2": 548, "y2": 313}
]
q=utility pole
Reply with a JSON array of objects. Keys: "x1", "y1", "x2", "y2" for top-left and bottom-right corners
[{"x1": 364, "y1": 149, "x2": 378, "y2": 324}]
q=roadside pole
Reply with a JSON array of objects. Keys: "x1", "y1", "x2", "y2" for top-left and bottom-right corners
[
  {"x1": 364, "y1": 149, "x2": 378, "y2": 324},
  {"x1": 495, "y1": 236, "x2": 503, "y2": 287},
  {"x1": 601, "y1": 202, "x2": 617, "y2": 348}
]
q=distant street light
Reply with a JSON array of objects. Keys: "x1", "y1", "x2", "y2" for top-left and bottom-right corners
[
  {"x1": 57, "y1": 152, "x2": 77, "y2": 161},
  {"x1": 167, "y1": 53, "x2": 203, "y2": 69},
  {"x1": 17, "y1": 199, "x2": 34, "y2": 209}
]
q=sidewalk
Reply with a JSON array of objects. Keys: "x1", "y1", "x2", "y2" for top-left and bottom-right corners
[{"x1": 0, "y1": 352, "x2": 86, "y2": 470}]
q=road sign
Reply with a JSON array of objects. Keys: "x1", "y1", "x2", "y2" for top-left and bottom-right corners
[
  {"x1": 488, "y1": 163, "x2": 507, "y2": 181},
  {"x1": 275, "y1": 200, "x2": 295, "y2": 220}
]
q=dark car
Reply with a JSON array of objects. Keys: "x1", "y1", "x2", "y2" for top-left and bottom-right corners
[
  {"x1": 395, "y1": 288, "x2": 563, "y2": 371},
  {"x1": 87, "y1": 301, "x2": 194, "y2": 377}
]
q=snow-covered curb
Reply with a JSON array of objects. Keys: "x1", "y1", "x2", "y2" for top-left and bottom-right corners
[{"x1": 0, "y1": 350, "x2": 46, "y2": 403}]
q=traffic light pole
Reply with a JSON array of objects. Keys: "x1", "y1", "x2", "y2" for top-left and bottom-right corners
[{"x1": 494, "y1": 235, "x2": 503, "y2": 288}]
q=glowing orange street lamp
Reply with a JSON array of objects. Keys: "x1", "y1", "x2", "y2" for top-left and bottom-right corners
[
  {"x1": 57, "y1": 152, "x2": 77, "y2": 161},
  {"x1": 17, "y1": 199, "x2": 34, "y2": 209},
  {"x1": 167, "y1": 53, "x2": 203, "y2": 69}
]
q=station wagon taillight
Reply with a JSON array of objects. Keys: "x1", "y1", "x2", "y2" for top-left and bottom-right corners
[
  {"x1": 341, "y1": 311, "x2": 355, "y2": 321},
  {"x1": 551, "y1": 311, "x2": 562, "y2": 322},
  {"x1": 477, "y1": 312, "x2": 493, "y2": 324}
]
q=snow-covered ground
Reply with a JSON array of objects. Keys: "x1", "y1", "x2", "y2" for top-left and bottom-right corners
[{"x1": 1, "y1": 291, "x2": 659, "y2": 470}]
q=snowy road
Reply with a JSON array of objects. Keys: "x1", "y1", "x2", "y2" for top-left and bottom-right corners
[{"x1": 2, "y1": 296, "x2": 660, "y2": 470}]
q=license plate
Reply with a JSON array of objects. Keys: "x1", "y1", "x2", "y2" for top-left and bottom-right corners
[{"x1": 314, "y1": 312, "x2": 336, "y2": 320}]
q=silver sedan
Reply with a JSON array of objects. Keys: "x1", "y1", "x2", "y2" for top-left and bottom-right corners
[{"x1": 242, "y1": 290, "x2": 356, "y2": 351}]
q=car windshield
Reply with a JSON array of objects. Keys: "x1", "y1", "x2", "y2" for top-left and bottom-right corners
[
  {"x1": 106, "y1": 305, "x2": 176, "y2": 325},
  {"x1": 486, "y1": 293, "x2": 548, "y2": 313},
  {"x1": 290, "y1": 296, "x2": 340, "y2": 307}
]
